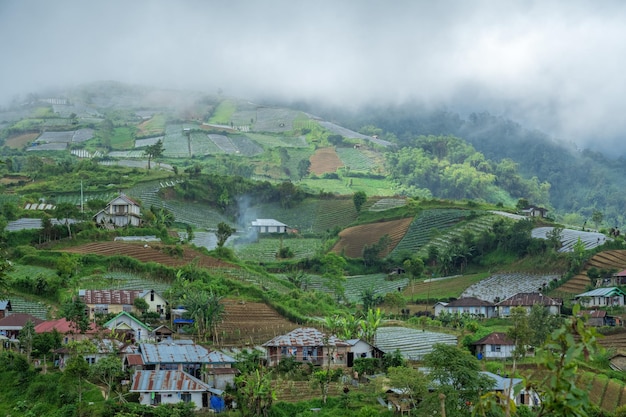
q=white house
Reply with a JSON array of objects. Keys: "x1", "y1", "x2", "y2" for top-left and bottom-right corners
[
  {"x1": 103, "y1": 311, "x2": 152, "y2": 342},
  {"x1": 251, "y1": 219, "x2": 288, "y2": 234},
  {"x1": 472, "y1": 332, "x2": 516, "y2": 359},
  {"x1": 131, "y1": 370, "x2": 218, "y2": 410},
  {"x1": 436, "y1": 297, "x2": 496, "y2": 318},
  {"x1": 497, "y1": 293, "x2": 561, "y2": 317},
  {"x1": 94, "y1": 193, "x2": 141, "y2": 228},
  {"x1": 574, "y1": 287, "x2": 626, "y2": 308}
]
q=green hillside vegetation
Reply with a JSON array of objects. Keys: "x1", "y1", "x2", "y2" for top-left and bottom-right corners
[{"x1": 1, "y1": 83, "x2": 626, "y2": 416}]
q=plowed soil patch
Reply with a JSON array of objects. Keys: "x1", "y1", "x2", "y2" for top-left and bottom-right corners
[
  {"x1": 556, "y1": 250, "x2": 626, "y2": 293},
  {"x1": 5, "y1": 133, "x2": 39, "y2": 149},
  {"x1": 332, "y1": 217, "x2": 413, "y2": 258},
  {"x1": 214, "y1": 300, "x2": 298, "y2": 346},
  {"x1": 58, "y1": 241, "x2": 233, "y2": 269},
  {"x1": 309, "y1": 147, "x2": 344, "y2": 175}
]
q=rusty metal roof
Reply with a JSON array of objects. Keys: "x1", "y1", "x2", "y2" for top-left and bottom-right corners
[
  {"x1": 262, "y1": 327, "x2": 348, "y2": 347},
  {"x1": 125, "y1": 354, "x2": 144, "y2": 366},
  {"x1": 80, "y1": 289, "x2": 142, "y2": 305},
  {"x1": 497, "y1": 292, "x2": 561, "y2": 306},
  {"x1": 130, "y1": 370, "x2": 211, "y2": 392},
  {"x1": 472, "y1": 332, "x2": 514, "y2": 346}
]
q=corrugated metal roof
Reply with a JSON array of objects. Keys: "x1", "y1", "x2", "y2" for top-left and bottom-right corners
[
  {"x1": 262, "y1": 327, "x2": 348, "y2": 347},
  {"x1": 498, "y1": 292, "x2": 561, "y2": 306},
  {"x1": 472, "y1": 332, "x2": 514, "y2": 346},
  {"x1": 130, "y1": 370, "x2": 211, "y2": 392},
  {"x1": 251, "y1": 219, "x2": 287, "y2": 227},
  {"x1": 576, "y1": 287, "x2": 626, "y2": 298},
  {"x1": 0, "y1": 313, "x2": 43, "y2": 328},
  {"x1": 81, "y1": 289, "x2": 142, "y2": 305},
  {"x1": 139, "y1": 342, "x2": 211, "y2": 364}
]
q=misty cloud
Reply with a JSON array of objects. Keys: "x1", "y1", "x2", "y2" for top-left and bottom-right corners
[{"x1": 2, "y1": 1, "x2": 626, "y2": 152}]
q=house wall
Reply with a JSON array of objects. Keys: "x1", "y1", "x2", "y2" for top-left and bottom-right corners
[
  {"x1": 266, "y1": 345, "x2": 348, "y2": 367},
  {"x1": 142, "y1": 292, "x2": 167, "y2": 317},
  {"x1": 138, "y1": 392, "x2": 204, "y2": 410},
  {"x1": 88, "y1": 303, "x2": 133, "y2": 320},
  {"x1": 350, "y1": 341, "x2": 374, "y2": 358},
  {"x1": 480, "y1": 343, "x2": 515, "y2": 359},
  {"x1": 444, "y1": 306, "x2": 495, "y2": 318}
]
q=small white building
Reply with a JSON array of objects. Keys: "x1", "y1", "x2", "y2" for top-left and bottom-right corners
[
  {"x1": 574, "y1": 287, "x2": 626, "y2": 308},
  {"x1": 94, "y1": 193, "x2": 141, "y2": 228},
  {"x1": 251, "y1": 219, "x2": 288, "y2": 234},
  {"x1": 472, "y1": 332, "x2": 516, "y2": 360},
  {"x1": 103, "y1": 312, "x2": 152, "y2": 342}
]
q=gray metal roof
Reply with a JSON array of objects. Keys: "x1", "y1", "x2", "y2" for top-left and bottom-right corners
[
  {"x1": 262, "y1": 327, "x2": 348, "y2": 347},
  {"x1": 575, "y1": 287, "x2": 626, "y2": 298},
  {"x1": 139, "y1": 342, "x2": 211, "y2": 364},
  {"x1": 251, "y1": 219, "x2": 287, "y2": 227}
]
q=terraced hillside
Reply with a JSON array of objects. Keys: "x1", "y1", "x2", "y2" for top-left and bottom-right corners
[
  {"x1": 556, "y1": 250, "x2": 626, "y2": 294},
  {"x1": 390, "y1": 209, "x2": 468, "y2": 257},
  {"x1": 332, "y1": 217, "x2": 414, "y2": 258},
  {"x1": 58, "y1": 241, "x2": 233, "y2": 269},
  {"x1": 461, "y1": 273, "x2": 560, "y2": 303},
  {"x1": 213, "y1": 300, "x2": 299, "y2": 346}
]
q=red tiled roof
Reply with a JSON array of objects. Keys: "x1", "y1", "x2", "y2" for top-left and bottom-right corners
[
  {"x1": 0, "y1": 313, "x2": 44, "y2": 328},
  {"x1": 81, "y1": 289, "x2": 142, "y2": 305},
  {"x1": 472, "y1": 332, "x2": 514, "y2": 346},
  {"x1": 34, "y1": 318, "x2": 98, "y2": 334}
]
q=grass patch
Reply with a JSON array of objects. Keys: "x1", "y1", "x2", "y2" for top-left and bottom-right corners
[
  {"x1": 406, "y1": 272, "x2": 490, "y2": 302},
  {"x1": 209, "y1": 99, "x2": 237, "y2": 124},
  {"x1": 110, "y1": 126, "x2": 135, "y2": 149}
]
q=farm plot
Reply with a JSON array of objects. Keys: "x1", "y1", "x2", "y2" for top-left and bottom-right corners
[
  {"x1": 135, "y1": 137, "x2": 163, "y2": 148},
  {"x1": 208, "y1": 134, "x2": 238, "y2": 154},
  {"x1": 189, "y1": 132, "x2": 223, "y2": 155},
  {"x1": 419, "y1": 214, "x2": 499, "y2": 256},
  {"x1": 391, "y1": 209, "x2": 469, "y2": 256},
  {"x1": 6, "y1": 218, "x2": 78, "y2": 232},
  {"x1": 309, "y1": 147, "x2": 344, "y2": 175},
  {"x1": 332, "y1": 217, "x2": 414, "y2": 259},
  {"x1": 234, "y1": 237, "x2": 322, "y2": 262},
  {"x1": 374, "y1": 327, "x2": 457, "y2": 361},
  {"x1": 250, "y1": 107, "x2": 303, "y2": 133},
  {"x1": 5, "y1": 132, "x2": 39, "y2": 149},
  {"x1": 461, "y1": 273, "x2": 560, "y2": 303},
  {"x1": 163, "y1": 124, "x2": 190, "y2": 157},
  {"x1": 9, "y1": 296, "x2": 50, "y2": 320},
  {"x1": 246, "y1": 133, "x2": 308, "y2": 148},
  {"x1": 213, "y1": 299, "x2": 299, "y2": 346},
  {"x1": 555, "y1": 250, "x2": 626, "y2": 294},
  {"x1": 368, "y1": 198, "x2": 407, "y2": 212},
  {"x1": 532, "y1": 227, "x2": 608, "y2": 252},
  {"x1": 58, "y1": 241, "x2": 234, "y2": 269},
  {"x1": 28, "y1": 142, "x2": 67, "y2": 151},
  {"x1": 230, "y1": 135, "x2": 263, "y2": 156},
  {"x1": 305, "y1": 273, "x2": 409, "y2": 303},
  {"x1": 79, "y1": 271, "x2": 170, "y2": 293},
  {"x1": 335, "y1": 147, "x2": 377, "y2": 171}
]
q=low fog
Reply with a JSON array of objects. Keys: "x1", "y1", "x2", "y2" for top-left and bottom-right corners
[{"x1": 2, "y1": 1, "x2": 626, "y2": 152}]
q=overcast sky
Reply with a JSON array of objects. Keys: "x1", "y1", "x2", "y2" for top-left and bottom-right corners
[{"x1": 2, "y1": 1, "x2": 626, "y2": 152}]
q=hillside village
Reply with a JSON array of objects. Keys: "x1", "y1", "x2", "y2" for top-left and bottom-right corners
[{"x1": 2, "y1": 85, "x2": 626, "y2": 416}]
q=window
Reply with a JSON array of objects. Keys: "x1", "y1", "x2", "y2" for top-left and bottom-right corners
[
  {"x1": 123, "y1": 304, "x2": 133, "y2": 312},
  {"x1": 181, "y1": 392, "x2": 192, "y2": 403},
  {"x1": 86, "y1": 356, "x2": 96, "y2": 365},
  {"x1": 490, "y1": 345, "x2": 501, "y2": 352}
]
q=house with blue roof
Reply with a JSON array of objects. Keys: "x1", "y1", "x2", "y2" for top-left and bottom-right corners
[{"x1": 574, "y1": 287, "x2": 626, "y2": 308}]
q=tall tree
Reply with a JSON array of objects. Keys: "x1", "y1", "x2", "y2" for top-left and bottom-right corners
[
  {"x1": 352, "y1": 190, "x2": 367, "y2": 212},
  {"x1": 182, "y1": 289, "x2": 224, "y2": 343},
  {"x1": 144, "y1": 139, "x2": 164, "y2": 170},
  {"x1": 215, "y1": 222, "x2": 235, "y2": 248},
  {"x1": 297, "y1": 158, "x2": 311, "y2": 180},
  {"x1": 234, "y1": 368, "x2": 275, "y2": 417},
  {"x1": 61, "y1": 297, "x2": 91, "y2": 334},
  {"x1": 89, "y1": 355, "x2": 123, "y2": 400},
  {"x1": 54, "y1": 202, "x2": 78, "y2": 239}
]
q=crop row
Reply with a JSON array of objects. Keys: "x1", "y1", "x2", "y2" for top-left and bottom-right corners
[
  {"x1": 374, "y1": 327, "x2": 457, "y2": 360},
  {"x1": 391, "y1": 209, "x2": 468, "y2": 255},
  {"x1": 461, "y1": 273, "x2": 560, "y2": 303},
  {"x1": 233, "y1": 237, "x2": 322, "y2": 262},
  {"x1": 368, "y1": 198, "x2": 407, "y2": 212},
  {"x1": 420, "y1": 214, "x2": 499, "y2": 256},
  {"x1": 532, "y1": 227, "x2": 608, "y2": 252},
  {"x1": 245, "y1": 133, "x2": 308, "y2": 148},
  {"x1": 335, "y1": 147, "x2": 376, "y2": 171}
]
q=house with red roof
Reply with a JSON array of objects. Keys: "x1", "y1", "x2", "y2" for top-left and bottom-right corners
[
  {"x1": 34, "y1": 318, "x2": 98, "y2": 344},
  {"x1": 0, "y1": 313, "x2": 43, "y2": 340},
  {"x1": 94, "y1": 193, "x2": 141, "y2": 228},
  {"x1": 472, "y1": 332, "x2": 516, "y2": 359},
  {"x1": 496, "y1": 292, "x2": 561, "y2": 317}
]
